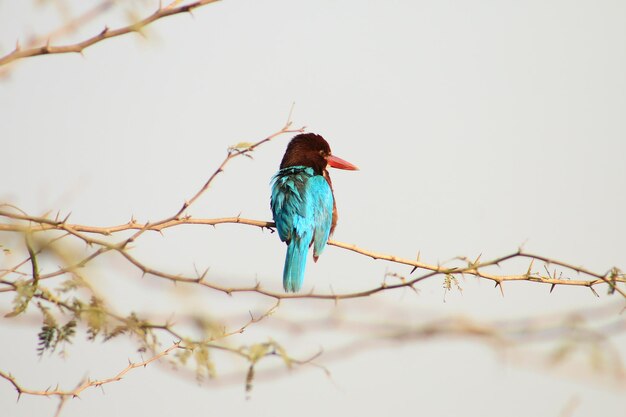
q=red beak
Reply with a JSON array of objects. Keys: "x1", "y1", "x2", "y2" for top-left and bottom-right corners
[{"x1": 327, "y1": 154, "x2": 359, "y2": 170}]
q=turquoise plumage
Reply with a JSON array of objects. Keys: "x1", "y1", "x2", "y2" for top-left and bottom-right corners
[
  {"x1": 271, "y1": 166, "x2": 334, "y2": 292},
  {"x1": 270, "y1": 133, "x2": 358, "y2": 292}
]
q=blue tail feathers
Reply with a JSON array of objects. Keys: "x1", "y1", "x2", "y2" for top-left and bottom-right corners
[
  {"x1": 283, "y1": 237, "x2": 309, "y2": 292},
  {"x1": 271, "y1": 165, "x2": 335, "y2": 292}
]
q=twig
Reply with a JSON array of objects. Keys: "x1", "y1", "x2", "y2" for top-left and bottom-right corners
[
  {"x1": 2, "y1": 210, "x2": 623, "y2": 298},
  {"x1": 0, "y1": 0, "x2": 222, "y2": 68},
  {"x1": 0, "y1": 342, "x2": 183, "y2": 399}
]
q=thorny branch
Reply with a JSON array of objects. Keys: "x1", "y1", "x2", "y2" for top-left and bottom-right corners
[
  {"x1": 0, "y1": 0, "x2": 222, "y2": 69},
  {"x1": 0, "y1": 342, "x2": 184, "y2": 399},
  {"x1": 145, "y1": 302, "x2": 626, "y2": 390},
  {"x1": 23, "y1": 1, "x2": 116, "y2": 50},
  {"x1": 0, "y1": 120, "x2": 308, "y2": 403},
  {"x1": 1, "y1": 210, "x2": 624, "y2": 299},
  {"x1": 0, "y1": 332, "x2": 309, "y2": 400},
  {"x1": 4, "y1": 3, "x2": 622, "y2": 414},
  {"x1": 1, "y1": 119, "x2": 625, "y2": 406}
]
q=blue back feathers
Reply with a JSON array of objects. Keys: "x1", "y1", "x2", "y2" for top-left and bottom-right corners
[{"x1": 270, "y1": 166, "x2": 334, "y2": 292}]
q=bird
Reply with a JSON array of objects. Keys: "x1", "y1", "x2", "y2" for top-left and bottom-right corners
[{"x1": 270, "y1": 133, "x2": 358, "y2": 292}]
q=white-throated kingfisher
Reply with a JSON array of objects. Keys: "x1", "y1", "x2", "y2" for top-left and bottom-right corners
[{"x1": 270, "y1": 133, "x2": 358, "y2": 292}]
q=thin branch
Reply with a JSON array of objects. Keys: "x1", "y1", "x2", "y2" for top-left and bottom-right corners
[
  {"x1": 169, "y1": 121, "x2": 304, "y2": 222},
  {"x1": 26, "y1": 1, "x2": 116, "y2": 48},
  {"x1": 0, "y1": 213, "x2": 271, "y2": 235},
  {"x1": 0, "y1": 341, "x2": 183, "y2": 399},
  {"x1": 23, "y1": 233, "x2": 40, "y2": 286},
  {"x1": 0, "y1": 120, "x2": 303, "y2": 293},
  {"x1": 2, "y1": 210, "x2": 623, "y2": 299},
  {"x1": 0, "y1": 0, "x2": 222, "y2": 68},
  {"x1": 1, "y1": 116, "x2": 624, "y2": 404},
  {"x1": 53, "y1": 396, "x2": 68, "y2": 417},
  {"x1": 113, "y1": 245, "x2": 625, "y2": 300}
]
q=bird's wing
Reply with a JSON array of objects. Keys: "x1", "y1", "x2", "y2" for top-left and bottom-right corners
[
  {"x1": 270, "y1": 167, "x2": 314, "y2": 243},
  {"x1": 306, "y1": 175, "x2": 334, "y2": 260}
]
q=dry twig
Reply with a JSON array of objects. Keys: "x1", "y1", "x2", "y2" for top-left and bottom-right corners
[
  {"x1": 0, "y1": 341, "x2": 184, "y2": 399},
  {"x1": 1, "y1": 118, "x2": 624, "y2": 408},
  {"x1": 0, "y1": 0, "x2": 222, "y2": 68}
]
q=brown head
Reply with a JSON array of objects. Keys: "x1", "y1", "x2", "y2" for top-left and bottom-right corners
[{"x1": 280, "y1": 133, "x2": 359, "y2": 175}]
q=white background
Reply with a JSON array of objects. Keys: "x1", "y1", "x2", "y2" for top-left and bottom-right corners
[{"x1": 1, "y1": 1, "x2": 625, "y2": 416}]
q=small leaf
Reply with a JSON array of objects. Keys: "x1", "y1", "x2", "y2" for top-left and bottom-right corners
[
  {"x1": 58, "y1": 320, "x2": 77, "y2": 344},
  {"x1": 230, "y1": 142, "x2": 254, "y2": 150},
  {"x1": 607, "y1": 267, "x2": 621, "y2": 295},
  {"x1": 5, "y1": 280, "x2": 36, "y2": 318},
  {"x1": 245, "y1": 364, "x2": 255, "y2": 396},
  {"x1": 193, "y1": 344, "x2": 216, "y2": 381},
  {"x1": 248, "y1": 343, "x2": 269, "y2": 364},
  {"x1": 443, "y1": 274, "x2": 462, "y2": 293},
  {"x1": 57, "y1": 277, "x2": 83, "y2": 293},
  {"x1": 103, "y1": 325, "x2": 128, "y2": 341},
  {"x1": 83, "y1": 297, "x2": 107, "y2": 340},
  {"x1": 175, "y1": 345, "x2": 193, "y2": 366},
  {"x1": 37, "y1": 324, "x2": 56, "y2": 356}
]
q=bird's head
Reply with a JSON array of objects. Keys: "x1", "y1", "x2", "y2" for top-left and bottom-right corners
[{"x1": 280, "y1": 133, "x2": 359, "y2": 175}]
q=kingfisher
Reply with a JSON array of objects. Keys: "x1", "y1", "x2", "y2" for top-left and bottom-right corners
[{"x1": 270, "y1": 133, "x2": 358, "y2": 292}]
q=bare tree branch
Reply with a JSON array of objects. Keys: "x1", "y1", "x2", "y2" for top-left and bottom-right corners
[
  {"x1": 2, "y1": 210, "x2": 624, "y2": 298},
  {"x1": 25, "y1": 1, "x2": 116, "y2": 48},
  {"x1": 1, "y1": 117, "x2": 624, "y2": 411},
  {"x1": 0, "y1": 342, "x2": 184, "y2": 399},
  {"x1": 0, "y1": 0, "x2": 222, "y2": 68}
]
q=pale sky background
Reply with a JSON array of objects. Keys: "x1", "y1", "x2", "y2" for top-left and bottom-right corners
[{"x1": 1, "y1": 1, "x2": 625, "y2": 416}]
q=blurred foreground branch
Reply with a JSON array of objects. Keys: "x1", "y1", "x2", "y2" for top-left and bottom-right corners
[
  {"x1": 0, "y1": 341, "x2": 184, "y2": 399},
  {"x1": 0, "y1": 0, "x2": 221, "y2": 69}
]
